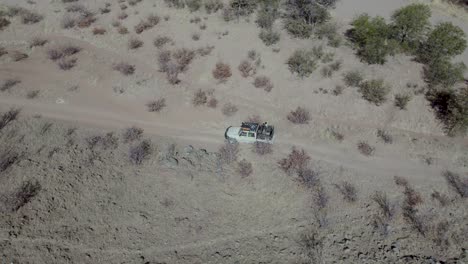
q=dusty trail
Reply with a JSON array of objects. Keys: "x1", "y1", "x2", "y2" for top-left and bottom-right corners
[{"x1": 0, "y1": 97, "x2": 443, "y2": 180}]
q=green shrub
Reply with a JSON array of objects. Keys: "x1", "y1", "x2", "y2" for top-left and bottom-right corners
[
  {"x1": 424, "y1": 58, "x2": 466, "y2": 88},
  {"x1": 259, "y1": 29, "x2": 280, "y2": 46},
  {"x1": 287, "y1": 49, "x2": 317, "y2": 78},
  {"x1": 343, "y1": 70, "x2": 363, "y2": 87},
  {"x1": 186, "y1": 0, "x2": 202, "y2": 12},
  {"x1": 390, "y1": 3, "x2": 431, "y2": 53},
  {"x1": 256, "y1": 6, "x2": 278, "y2": 29},
  {"x1": 359, "y1": 79, "x2": 390, "y2": 105},
  {"x1": 315, "y1": 21, "x2": 337, "y2": 40},
  {"x1": 284, "y1": 19, "x2": 313, "y2": 39},
  {"x1": 394, "y1": 93, "x2": 412, "y2": 110},
  {"x1": 418, "y1": 22, "x2": 467, "y2": 63},
  {"x1": 204, "y1": 0, "x2": 223, "y2": 13},
  {"x1": 427, "y1": 87, "x2": 468, "y2": 136},
  {"x1": 229, "y1": 0, "x2": 257, "y2": 18}
]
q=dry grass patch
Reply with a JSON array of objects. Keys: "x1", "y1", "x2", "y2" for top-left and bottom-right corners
[
  {"x1": 153, "y1": 36, "x2": 172, "y2": 48},
  {"x1": 334, "y1": 181, "x2": 358, "y2": 202},
  {"x1": 147, "y1": 98, "x2": 166, "y2": 112},
  {"x1": 9, "y1": 51, "x2": 28, "y2": 62},
  {"x1": 442, "y1": 170, "x2": 468, "y2": 198},
  {"x1": 213, "y1": 62, "x2": 232, "y2": 83},
  {"x1": 278, "y1": 147, "x2": 310, "y2": 174},
  {"x1": 1, "y1": 79, "x2": 21, "y2": 92},
  {"x1": 113, "y1": 62, "x2": 135, "y2": 75},
  {"x1": 92, "y1": 27, "x2": 106, "y2": 35},
  {"x1": 123, "y1": 126, "x2": 144, "y2": 143},
  {"x1": 0, "y1": 109, "x2": 20, "y2": 131},
  {"x1": 128, "y1": 37, "x2": 143, "y2": 49},
  {"x1": 29, "y1": 37, "x2": 48, "y2": 48},
  {"x1": 238, "y1": 60, "x2": 255, "y2": 77},
  {"x1": 253, "y1": 76, "x2": 273, "y2": 92},
  {"x1": 129, "y1": 140, "x2": 152, "y2": 165},
  {"x1": 287, "y1": 107, "x2": 310, "y2": 124},
  {"x1": 193, "y1": 89, "x2": 208, "y2": 106},
  {"x1": 357, "y1": 141, "x2": 375, "y2": 156}
]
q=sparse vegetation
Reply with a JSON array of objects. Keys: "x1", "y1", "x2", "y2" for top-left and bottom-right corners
[
  {"x1": 442, "y1": 170, "x2": 468, "y2": 198},
  {"x1": 377, "y1": 129, "x2": 393, "y2": 144},
  {"x1": 29, "y1": 37, "x2": 48, "y2": 48},
  {"x1": 252, "y1": 141, "x2": 272, "y2": 155},
  {"x1": 334, "y1": 181, "x2": 358, "y2": 202},
  {"x1": 11, "y1": 180, "x2": 41, "y2": 212},
  {"x1": 204, "y1": 0, "x2": 223, "y2": 14},
  {"x1": 259, "y1": 29, "x2": 280, "y2": 46},
  {"x1": 47, "y1": 45, "x2": 81, "y2": 61},
  {"x1": 358, "y1": 79, "x2": 390, "y2": 105},
  {"x1": 123, "y1": 126, "x2": 144, "y2": 143},
  {"x1": 58, "y1": 57, "x2": 77, "y2": 70},
  {"x1": 0, "y1": 17, "x2": 11, "y2": 31},
  {"x1": 238, "y1": 60, "x2": 255, "y2": 78},
  {"x1": 128, "y1": 37, "x2": 143, "y2": 49},
  {"x1": 222, "y1": 103, "x2": 238, "y2": 116},
  {"x1": 357, "y1": 141, "x2": 375, "y2": 156},
  {"x1": 92, "y1": 27, "x2": 106, "y2": 35},
  {"x1": 1, "y1": 79, "x2": 21, "y2": 92},
  {"x1": 10, "y1": 51, "x2": 29, "y2": 62},
  {"x1": 134, "y1": 14, "x2": 160, "y2": 34},
  {"x1": 278, "y1": 147, "x2": 310, "y2": 174},
  {"x1": 129, "y1": 139, "x2": 152, "y2": 165},
  {"x1": 218, "y1": 140, "x2": 239, "y2": 164},
  {"x1": 0, "y1": 109, "x2": 20, "y2": 131},
  {"x1": 154, "y1": 36, "x2": 172, "y2": 48},
  {"x1": 287, "y1": 107, "x2": 310, "y2": 124},
  {"x1": 213, "y1": 62, "x2": 232, "y2": 82},
  {"x1": 394, "y1": 93, "x2": 412, "y2": 110},
  {"x1": 237, "y1": 159, "x2": 253, "y2": 177},
  {"x1": 427, "y1": 87, "x2": 468, "y2": 136},
  {"x1": 287, "y1": 49, "x2": 317, "y2": 78},
  {"x1": 147, "y1": 98, "x2": 166, "y2": 112},
  {"x1": 253, "y1": 76, "x2": 273, "y2": 92},
  {"x1": 343, "y1": 70, "x2": 363, "y2": 87},
  {"x1": 193, "y1": 89, "x2": 208, "y2": 106},
  {"x1": 113, "y1": 62, "x2": 135, "y2": 75}
]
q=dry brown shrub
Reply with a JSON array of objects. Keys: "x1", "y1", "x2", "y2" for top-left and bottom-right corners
[
  {"x1": 442, "y1": 170, "x2": 468, "y2": 198},
  {"x1": 129, "y1": 140, "x2": 152, "y2": 165},
  {"x1": 222, "y1": 103, "x2": 238, "y2": 116},
  {"x1": 0, "y1": 108, "x2": 20, "y2": 131},
  {"x1": 128, "y1": 37, "x2": 143, "y2": 49},
  {"x1": 92, "y1": 27, "x2": 106, "y2": 35},
  {"x1": 77, "y1": 15, "x2": 96, "y2": 28},
  {"x1": 118, "y1": 26, "x2": 129, "y2": 34},
  {"x1": 1, "y1": 79, "x2": 21, "y2": 92},
  {"x1": 58, "y1": 57, "x2": 77, "y2": 70},
  {"x1": 252, "y1": 141, "x2": 272, "y2": 155},
  {"x1": 193, "y1": 89, "x2": 208, "y2": 106},
  {"x1": 238, "y1": 60, "x2": 255, "y2": 78},
  {"x1": 113, "y1": 62, "x2": 135, "y2": 75},
  {"x1": 207, "y1": 98, "x2": 218, "y2": 108},
  {"x1": 394, "y1": 175, "x2": 408, "y2": 187},
  {"x1": 287, "y1": 107, "x2": 310, "y2": 124},
  {"x1": 278, "y1": 147, "x2": 310, "y2": 174},
  {"x1": 334, "y1": 181, "x2": 358, "y2": 202},
  {"x1": 118, "y1": 12, "x2": 128, "y2": 20},
  {"x1": 0, "y1": 149, "x2": 21, "y2": 174},
  {"x1": 123, "y1": 126, "x2": 144, "y2": 143},
  {"x1": 10, "y1": 51, "x2": 28, "y2": 62},
  {"x1": 0, "y1": 17, "x2": 10, "y2": 31},
  {"x1": 431, "y1": 191, "x2": 450, "y2": 206},
  {"x1": 11, "y1": 180, "x2": 41, "y2": 212},
  {"x1": 237, "y1": 159, "x2": 253, "y2": 177},
  {"x1": 253, "y1": 75, "x2": 273, "y2": 92},
  {"x1": 173, "y1": 48, "x2": 195, "y2": 72},
  {"x1": 29, "y1": 37, "x2": 48, "y2": 48},
  {"x1": 147, "y1": 98, "x2": 166, "y2": 112},
  {"x1": 357, "y1": 141, "x2": 374, "y2": 156},
  {"x1": 153, "y1": 36, "x2": 172, "y2": 48},
  {"x1": 371, "y1": 191, "x2": 395, "y2": 219},
  {"x1": 218, "y1": 140, "x2": 239, "y2": 164},
  {"x1": 297, "y1": 168, "x2": 320, "y2": 189},
  {"x1": 213, "y1": 62, "x2": 232, "y2": 82}
]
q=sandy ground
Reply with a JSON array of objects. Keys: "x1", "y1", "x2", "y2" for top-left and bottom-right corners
[{"x1": 0, "y1": 0, "x2": 467, "y2": 263}]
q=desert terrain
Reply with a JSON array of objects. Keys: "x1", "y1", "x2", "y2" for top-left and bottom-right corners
[{"x1": 0, "y1": 0, "x2": 467, "y2": 263}]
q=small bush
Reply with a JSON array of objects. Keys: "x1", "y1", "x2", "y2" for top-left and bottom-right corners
[
  {"x1": 123, "y1": 126, "x2": 144, "y2": 143},
  {"x1": 297, "y1": 168, "x2": 320, "y2": 189},
  {"x1": 371, "y1": 191, "x2": 395, "y2": 219},
  {"x1": 222, "y1": 103, "x2": 238, "y2": 116},
  {"x1": 47, "y1": 45, "x2": 81, "y2": 61},
  {"x1": 113, "y1": 62, "x2": 135, "y2": 75},
  {"x1": 193, "y1": 89, "x2": 208, "y2": 106},
  {"x1": 332, "y1": 85, "x2": 344, "y2": 96},
  {"x1": 442, "y1": 170, "x2": 468, "y2": 198},
  {"x1": 423, "y1": 59, "x2": 466, "y2": 88},
  {"x1": 287, "y1": 107, "x2": 310, "y2": 124},
  {"x1": 278, "y1": 147, "x2": 310, "y2": 174},
  {"x1": 213, "y1": 62, "x2": 232, "y2": 82},
  {"x1": 321, "y1": 66, "x2": 333, "y2": 78},
  {"x1": 0, "y1": 108, "x2": 20, "y2": 130},
  {"x1": 58, "y1": 57, "x2": 77, "y2": 70},
  {"x1": 284, "y1": 18, "x2": 313, "y2": 39},
  {"x1": 1, "y1": 79, "x2": 21, "y2": 92},
  {"x1": 431, "y1": 191, "x2": 450, "y2": 206},
  {"x1": 29, "y1": 37, "x2": 48, "y2": 48},
  {"x1": 252, "y1": 141, "x2": 272, "y2": 155},
  {"x1": 357, "y1": 141, "x2": 375, "y2": 156},
  {"x1": 61, "y1": 15, "x2": 76, "y2": 29},
  {"x1": 12, "y1": 180, "x2": 41, "y2": 211},
  {"x1": 20, "y1": 10, "x2": 43, "y2": 24},
  {"x1": 118, "y1": 26, "x2": 129, "y2": 34},
  {"x1": 377, "y1": 129, "x2": 393, "y2": 144},
  {"x1": 329, "y1": 60, "x2": 342, "y2": 71},
  {"x1": 147, "y1": 98, "x2": 166, "y2": 112},
  {"x1": 334, "y1": 181, "x2": 358, "y2": 202},
  {"x1": 315, "y1": 21, "x2": 338, "y2": 40},
  {"x1": 77, "y1": 14, "x2": 97, "y2": 28},
  {"x1": 287, "y1": 49, "x2": 317, "y2": 78},
  {"x1": 129, "y1": 140, "x2": 152, "y2": 165},
  {"x1": 10, "y1": 51, "x2": 28, "y2": 62},
  {"x1": 343, "y1": 70, "x2": 363, "y2": 87},
  {"x1": 204, "y1": 0, "x2": 223, "y2": 14},
  {"x1": 207, "y1": 98, "x2": 218, "y2": 108},
  {"x1": 259, "y1": 29, "x2": 280, "y2": 46},
  {"x1": 128, "y1": 37, "x2": 143, "y2": 49},
  {"x1": 118, "y1": 12, "x2": 128, "y2": 20},
  {"x1": 394, "y1": 93, "x2": 412, "y2": 110},
  {"x1": 92, "y1": 27, "x2": 106, "y2": 35},
  {"x1": 218, "y1": 140, "x2": 239, "y2": 164},
  {"x1": 154, "y1": 36, "x2": 172, "y2": 48},
  {"x1": 359, "y1": 79, "x2": 390, "y2": 105},
  {"x1": 0, "y1": 17, "x2": 11, "y2": 31},
  {"x1": 237, "y1": 159, "x2": 253, "y2": 177},
  {"x1": 187, "y1": 0, "x2": 202, "y2": 12},
  {"x1": 238, "y1": 60, "x2": 255, "y2": 78},
  {"x1": 253, "y1": 76, "x2": 273, "y2": 92}
]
